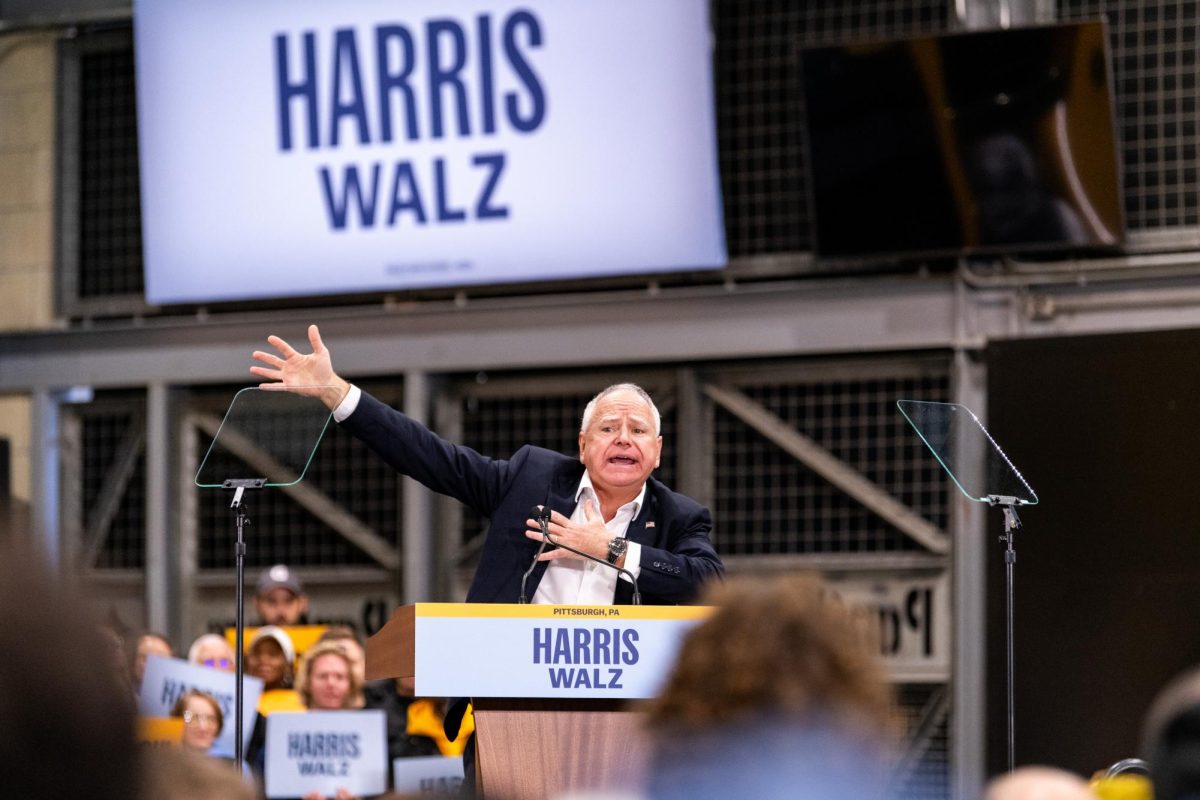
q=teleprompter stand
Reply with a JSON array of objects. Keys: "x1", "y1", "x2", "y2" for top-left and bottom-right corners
[
  {"x1": 898, "y1": 400, "x2": 1038, "y2": 774},
  {"x1": 195, "y1": 387, "x2": 334, "y2": 766}
]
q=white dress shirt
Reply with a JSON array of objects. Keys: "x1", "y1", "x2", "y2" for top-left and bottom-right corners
[{"x1": 532, "y1": 472, "x2": 644, "y2": 605}]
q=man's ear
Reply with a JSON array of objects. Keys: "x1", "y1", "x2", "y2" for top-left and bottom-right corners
[{"x1": 578, "y1": 431, "x2": 586, "y2": 462}]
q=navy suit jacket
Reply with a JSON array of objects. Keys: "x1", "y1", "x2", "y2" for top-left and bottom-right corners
[{"x1": 341, "y1": 391, "x2": 723, "y2": 604}]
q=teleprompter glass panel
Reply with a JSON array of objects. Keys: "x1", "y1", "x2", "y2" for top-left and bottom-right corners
[
  {"x1": 897, "y1": 400, "x2": 1037, "y2": 505},
  {"x1": 195, "y1": 387, "x2": 333, "y2": 488}
]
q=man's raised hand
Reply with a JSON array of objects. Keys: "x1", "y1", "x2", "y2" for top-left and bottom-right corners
[{"x1": 250, "y1": 324, "x2": 350, "y2": 410}]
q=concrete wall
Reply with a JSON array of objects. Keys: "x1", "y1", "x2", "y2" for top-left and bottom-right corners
[
  {"x1": 0, "y1": 31, "x2": 55, "y2": 333},
  {"x1": 0, "y1": 32, "x2": 55, "y2": 518}
]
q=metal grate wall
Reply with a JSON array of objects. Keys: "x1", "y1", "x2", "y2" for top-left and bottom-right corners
[
  {"x1": 80, "y1": 404, "x2": 146, "y2": 568},
  {"x1": 1058, "y1": 1, "x2": 1200, "y2": 230},
  {"x1": 894, "y1": 683, "x2": 951, "y2": 800},
  {"x1": 712, "y1": 364, "x2": 950, "y2": 556},
  {"x1": 192, "y1": 384, "x2": 403, "y2": 570},
  {"x1": 77, "y1": 45, "x2": 143, "y2": 298}
]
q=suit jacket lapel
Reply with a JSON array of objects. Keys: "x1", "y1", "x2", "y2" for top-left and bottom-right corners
[
  {"x1": 548, "y1": 462, "x2": 581, "y2": 520},
  {"x1": 625, "y1": 486, "x2": 659, "y2": 546}
]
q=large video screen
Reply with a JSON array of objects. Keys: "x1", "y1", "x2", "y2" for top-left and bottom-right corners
[
  {"x1": 135, "y1": 0, "x2": 726, "y2": 304},
  {"x1": 801, "y1": 21, "x2": 1124, "y2": 260}
]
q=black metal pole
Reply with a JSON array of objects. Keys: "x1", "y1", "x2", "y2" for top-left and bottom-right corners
[
  {"x1": 223, "y1": 479, "x2": 263, "y2": 769},
  {"x1": 1001, "y1": 504, "x2": 1020, "y2": 774},
  {"x1": 234, "y1": 500, "x2": 248, "y2": 767}
]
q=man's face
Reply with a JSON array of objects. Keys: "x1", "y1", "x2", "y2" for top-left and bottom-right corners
[
  {"x1": 309, "y1": 654, "x2": 350, "y2": 710},
  {"x1": 578, "y1": 388, "x2": 662, "y2": 501},
  {"x1": 254, "y1": 587, "x2": 307, "y2": 625}
]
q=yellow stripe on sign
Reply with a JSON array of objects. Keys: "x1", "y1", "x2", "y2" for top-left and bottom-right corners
[{"x1": 413, "y1": 602, "x2": 712, "y2": 621}]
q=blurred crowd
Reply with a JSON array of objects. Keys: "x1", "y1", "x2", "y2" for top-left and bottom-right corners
[{"x1": 1, "y1": 537, "x2": 1192, "y2": 800}]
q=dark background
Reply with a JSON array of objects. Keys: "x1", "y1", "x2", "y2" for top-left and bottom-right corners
[{"x1": 987, "y1": 329, "x2": 1200, "y2": 775}]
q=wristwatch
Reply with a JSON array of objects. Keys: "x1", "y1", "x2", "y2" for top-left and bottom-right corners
[{"x1": 606, "y1": 536, "x2": 628, "y2": 565}]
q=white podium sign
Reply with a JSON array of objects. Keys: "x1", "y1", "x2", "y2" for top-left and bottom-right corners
[
  {"x1": 412, "y1": 604, "x2": 709, "y2": 698},
  {"x1": 392, "y1": 755, "x2": 465, "y2": 795},
  {"x1": 264, "y1": 710, "x2": 387, "y2": 799},
  {"x1": 138, "y1": 655, "x2": 263, "y2": 759}
]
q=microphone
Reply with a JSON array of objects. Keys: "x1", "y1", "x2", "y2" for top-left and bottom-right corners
[
  {"x1": 523, "y1": 504, "x2": 643, "y2": 605},
  {"x1": 518, "y1": 504, "x2": 551, "y2": 604}
]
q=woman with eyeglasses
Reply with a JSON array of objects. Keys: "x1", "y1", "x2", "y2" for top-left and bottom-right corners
[{"x1": 171, "y1": 689, "x2": 224, "y2": 754}]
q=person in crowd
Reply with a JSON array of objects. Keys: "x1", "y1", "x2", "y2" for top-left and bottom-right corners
[
  {"x1": 188, "y1": 633, "x2": 236, "y2": 672},
  {"x1": 644, "y1": 572, "x2": 894, "y2": 800},
  {"x1": 1140, "y1": 665, "x2": 1200, "y2": 800},
  {"x1": 0, "y1": 541, "x2": 140, "y2": 800},
  {"x1": 246, "y1": 626, "x2": 305, "y2": 778},
  {"x1": 251, "y1": 326, "x2": 723, "y2": 608},
  {"x1": 985, "y1": 766, "x2": 1098, "y2": 800},
  {"x1": 171, "y1": 689, "x2": 225, "y2": 755},
  {"x1": 133, "y1": 631, "x2": 173, "y2": 689},
  {"x1": 248, "y1": 625, "x2": 297, "y2": 692},
  {"x1": 255, "y1": 563, "x2": 310, "y2": 626},
  {"x1": 298, "y1": 640, "x2": 362, "y2": 711},
  {"x1": 294, "y1": 643, "x2": 371, "y2": 800},
  {"x1": 320, "y1": 626, "x2": 442, "y2": 768},
  {"x1": 318, "y1": 626, "x2": 367, "y2": 706}
]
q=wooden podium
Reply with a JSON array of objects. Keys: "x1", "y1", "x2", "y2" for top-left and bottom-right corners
[{"x1": 365, "y1": 603, "x2": 708, "y2": 799}]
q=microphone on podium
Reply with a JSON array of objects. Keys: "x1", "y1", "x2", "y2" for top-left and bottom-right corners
[
  {"x1": 518, "y1": 504, "x2": 552, "y2": 604},
  {"x1": 520, "y1": 504, "x2": 642, "y2": 605}
]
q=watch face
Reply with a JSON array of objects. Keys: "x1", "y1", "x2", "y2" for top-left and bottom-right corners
[{"x1": 607, "y1": 538, "x2": 627, "y2": 563}]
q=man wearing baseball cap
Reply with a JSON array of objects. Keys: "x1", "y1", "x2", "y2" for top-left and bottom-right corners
[{"x1": 253, "y1": 564, "x2": 309, "y2": 626}]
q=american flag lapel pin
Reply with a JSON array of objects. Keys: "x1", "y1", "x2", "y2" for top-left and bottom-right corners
[{"x1": 645, "y1": 521, "x2": 655, "y2": 529}]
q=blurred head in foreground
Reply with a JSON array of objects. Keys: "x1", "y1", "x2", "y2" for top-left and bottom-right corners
[
  {"x1": 985, "y1": 766, "x2": 1097, "y2": 800},
  {"x1": 0, "y1": 540, "x2": 138, "y2": 799},
  {"x1": 1141, "y1": 666, "x2": 1200, "y2": 800},
  {"x1": 140, "y1": 747, "x2": 254, "y2": 800},
  {"x1": 645, "y1": 572, "x2": 895, "y2": 800}
]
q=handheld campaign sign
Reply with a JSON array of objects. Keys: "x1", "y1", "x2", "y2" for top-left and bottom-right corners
[
  {"x1": 138, "y1": 655, "x2": 264, "y2": 759},
  {"x1": 265, "y1": 710, "x2": 388, "y2": 799},
  {"x1": 135, "y1": 0, "x2": 726, "y2": 304},
  {"x1": 392, "y1": 755, "x2": 465, "y2": 796}
]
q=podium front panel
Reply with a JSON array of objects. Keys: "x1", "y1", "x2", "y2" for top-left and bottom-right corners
[{"x1": 411, "y1": 603, "x2": 709, "y2": 699}]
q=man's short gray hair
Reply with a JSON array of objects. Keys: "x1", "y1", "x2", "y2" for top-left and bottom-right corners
[{"x1": 580, "y1": 383, "x2": 661, "y2": 435}]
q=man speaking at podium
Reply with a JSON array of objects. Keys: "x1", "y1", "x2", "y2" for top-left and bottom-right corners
[{"x1": 251, "y1": 325, "x2": 724, "y2": 606}]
